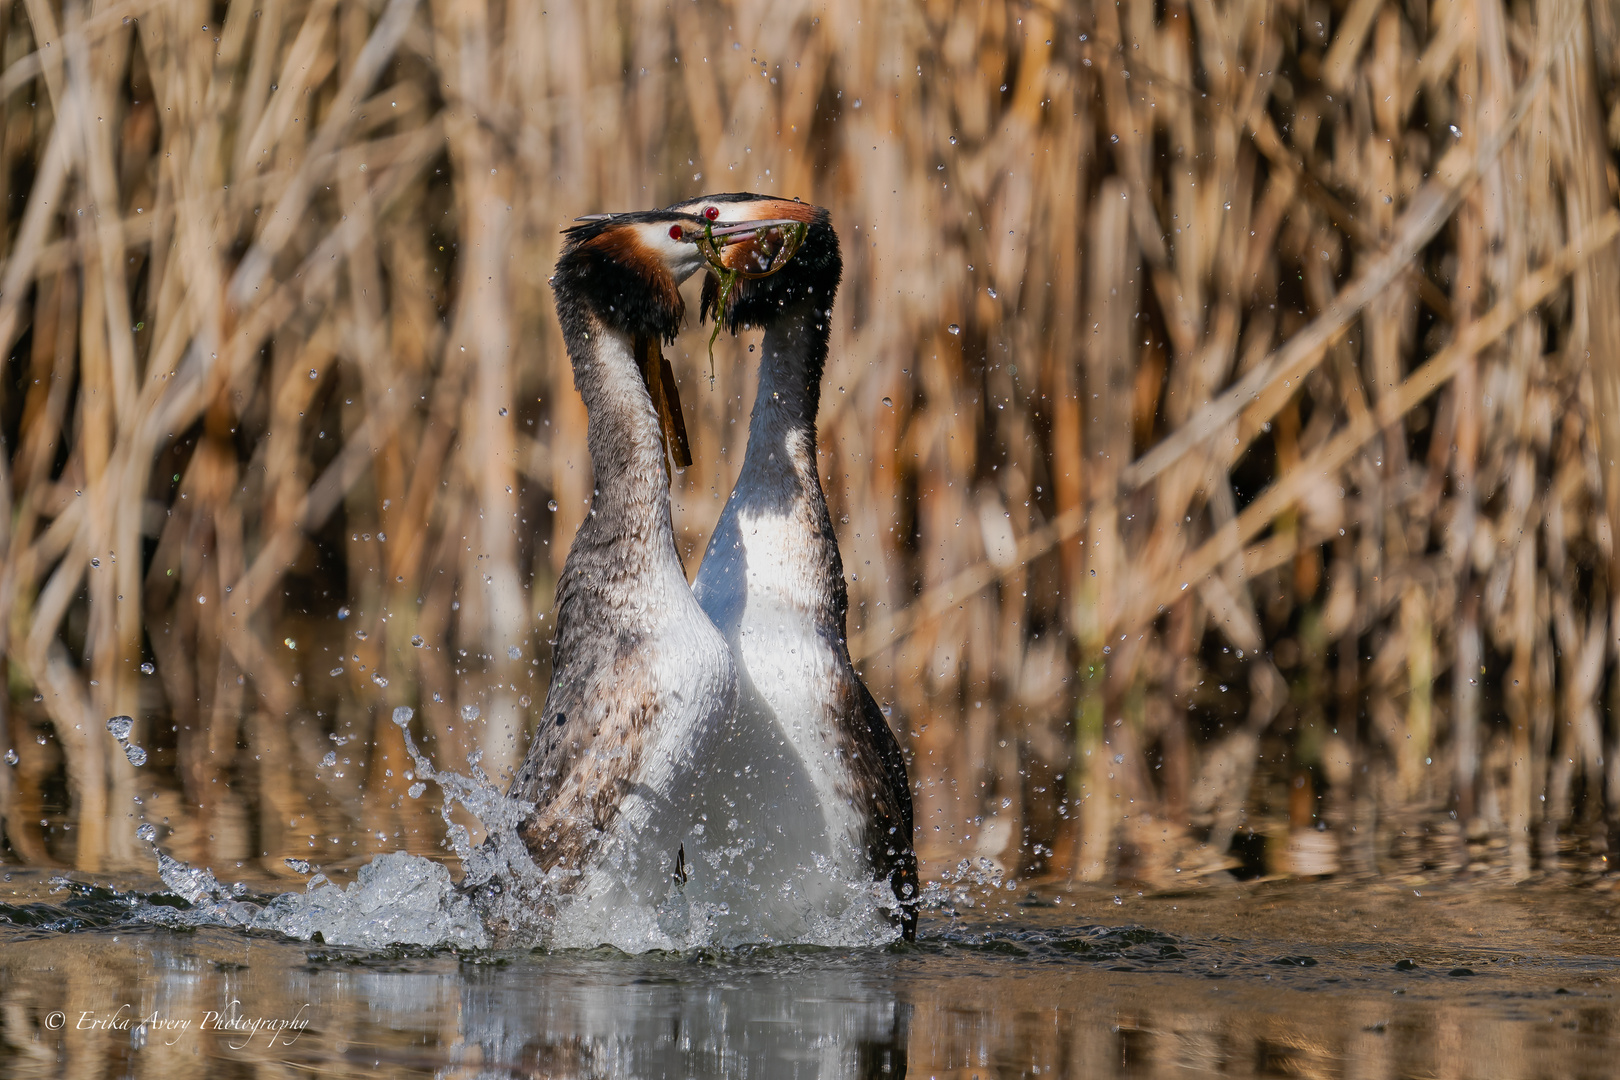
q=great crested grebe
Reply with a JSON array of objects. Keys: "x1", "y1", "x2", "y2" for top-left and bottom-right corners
[
  {"x1": 672, "y1": 193, "x2": 919, "y2": 940},
  {"x1": 495, "y1": 208, "x2": 801, "y2": 949}
]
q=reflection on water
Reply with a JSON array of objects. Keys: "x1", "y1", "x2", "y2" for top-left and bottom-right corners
[{"x1": 3, "y1": 872, "x2": 1620, "y2": 1078}]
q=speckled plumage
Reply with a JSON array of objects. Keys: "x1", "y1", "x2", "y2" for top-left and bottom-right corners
[
  {"x1": 502, "y1": 213, "x2": 738, "y2": 939},
  {"x1": 678, "y1": 195, "x2": 920, "y2": 939}
]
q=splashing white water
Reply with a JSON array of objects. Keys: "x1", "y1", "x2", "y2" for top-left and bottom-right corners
[
  {"x1": 137, "y1": 849, "x2": 487, "y2": 948},
  {"x1": 133, "y1": 706, "x2": 905, "y2": 953},
  {"x1": 130, "y1": 705, "x2": 502, "y2": 949}
]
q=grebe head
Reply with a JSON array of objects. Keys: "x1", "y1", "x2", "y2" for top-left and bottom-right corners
[
  {"x1": 556, "y1": 209, "x2": 806, "y2": 343},
  {"x1": 664, "y1": 194, "x2": 840, "y2": 332}
]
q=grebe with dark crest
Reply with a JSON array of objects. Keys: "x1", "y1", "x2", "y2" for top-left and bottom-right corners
[
  {"x1": 486, "y1": 208, "x2": 803, "y2": 949},
  {"x1": 671, "y1": 193, "x2": 920, "y2": 941}
]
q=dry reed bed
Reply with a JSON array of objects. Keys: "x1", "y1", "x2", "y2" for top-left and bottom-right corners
[{"x1": 0, "y1": 0, "x2": 1617, "y2": 887}]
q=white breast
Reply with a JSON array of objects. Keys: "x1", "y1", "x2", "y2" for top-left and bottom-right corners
[
  {"x1": 691, "y1": 499, "x2": 895, "y2": 946},
  {"x1": 548, "y1": 560, "x2": 742, "y2": 951},
  {"x1": 550, "y1": 496, "x2": 896, "y2": 950}
]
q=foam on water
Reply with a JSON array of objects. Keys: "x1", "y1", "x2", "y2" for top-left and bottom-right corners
[{"x1": 129, "y1": 706, "x2": 907, "y2": 953}]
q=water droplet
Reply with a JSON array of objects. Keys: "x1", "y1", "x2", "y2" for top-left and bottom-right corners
[
  {"x1": 231, "y1": 881, "x2": 248, "y2": 897},
  {"x1": 986, "y1": 287, "x2": 998, "y2": 299},
  {"x1": 108, "y1": 716, "x2": 147, "y2": 766},
  {"x1": 355, "y1": 630, "x2": 368, "y2": 641},
  {"x1": 137, "y1": 823, "x2": 157, "y2": 842},
  {"x1": 321, "y1": 751, "x2": 337, "y2": 767},
  {"x1": 284, "y1": 637, "x2": 297, "y2": 650},
  {"x1": 1223, "y1": 202, "x2": 1232, "y2": 210},
  {"x1": 1449, "y1": 124, "x2": 1462, "y2": 138},
  {"x1": 36, "y1": 733, "x2": 45, "y2": 743},
  {"x1": 547, "y1": 500, "x2": 558, "y2": 512},
  {"x1": 498, "y1": 407, "x2": 508, "y2": 416},
  {"x1": 462, "y1": 704, "x2": 481, "y2": 722},
  {"x1": 882, "y1": 397, "x2": 893, "y2": 407},
  {"x1": 371, "y1": 673, "x2": 389, "y2": 688},
  {"x1": 411, "y1": 635, "x2": 425, "y2": 648},
  {"x1": 309, "y1": 369, "x2": 318, "y2": 379},
  {"x1": 337, "y1": 606, "x2": 350, "y2": 620},
  {"x1": 508, "y1": 646, "x2": 522, "y2": 660},
  {"x1": 3, "y1": 749, "x2": 15, "y2": 766},
  {"x1": 947, "y1": 323, "x2": 961, "y2": 335},
  {"x1": 1110, "y1": 133, "x2": 1119, "y2": 143},
  {"x1": 90, "y1": 557, "x2": 100, "y2": 567},
  {"x1": 284, "y1": 858, "x2": 311, "y2": 873},
  {"x1": 949, "y1": 135, "x2": 958, "y2": 145},
  {"x1": 140, "y1": 662, "x2": 155, "y2": 675},
  {"x1": 329, "y1": 667, "x2": 344, "y2": 676},
  {"x1": 196, "y1": 594, "x2": 206, "y2": 604}
]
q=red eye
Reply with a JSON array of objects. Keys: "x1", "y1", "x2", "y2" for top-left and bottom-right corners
[
  {"x1": 704, "y1": 206, "x2": 720, "y2": 221},
  {"x1": 669, "y1": 225, "x2": 684, "y2": 239}
]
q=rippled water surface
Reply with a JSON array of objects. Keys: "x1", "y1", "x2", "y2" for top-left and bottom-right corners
[{"x1": 4, "y1": 871, "x2": 1620, "y2": 1078}]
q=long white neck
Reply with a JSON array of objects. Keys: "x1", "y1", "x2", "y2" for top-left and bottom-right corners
[
  {"x1": 697, "y1": 301, "x2": 845, "y2": 639},
  {"x1": 562, "y1": 317, "x2": 686, "y2": 606},
  {"x1": 737, "y1": 301, "x2": 829, "y2": 505}
]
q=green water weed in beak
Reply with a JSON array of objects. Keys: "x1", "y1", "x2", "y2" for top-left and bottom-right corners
[{"x1": 695, "y1": 220, "x2": 809, "y2": 383}]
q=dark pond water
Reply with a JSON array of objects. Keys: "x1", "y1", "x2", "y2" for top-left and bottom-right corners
[{"x1": 3, "y1": 870, "x2": 1619, "y2": 1078}]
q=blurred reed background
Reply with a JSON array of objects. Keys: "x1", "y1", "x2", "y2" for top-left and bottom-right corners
[{"x1": 1, "y1": 0, "x2": 1619, "y2": 889}]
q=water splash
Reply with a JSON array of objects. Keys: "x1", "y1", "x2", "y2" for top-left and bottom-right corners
[
  {"x1": 388, "y1": 709, "x2": 525, "y2": 871},
  {"x1": 123, "y1": 704, "x2": 912, "y2": 954},
  {"x1": 137, "y1": 849, "x2": 487, "y2": 949},
  {"x1": 113, "y1": 711, "x2": 502, "y2": 949},
  {"x1": 386, "y1": 706, "x2": 903, "y2": 953},
  {"x1": 921, "y1": 857, "x2": 1014, "y2": 914},
  {"x1": 387, "y1": 707, "x2": 555, "y2": 947},
  {"x1": 122, "y1": 705, "x2": 495, "y2": 949}
]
